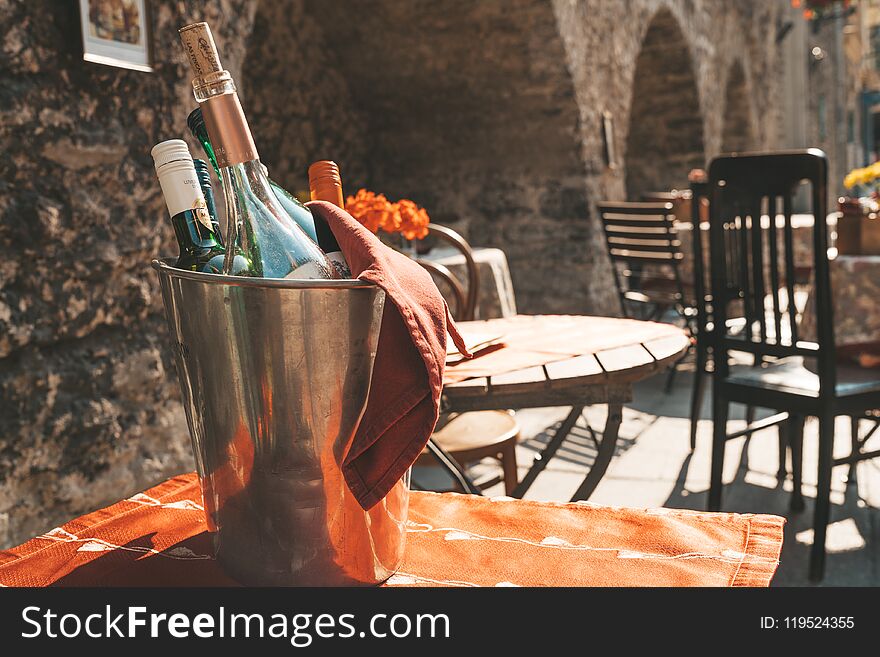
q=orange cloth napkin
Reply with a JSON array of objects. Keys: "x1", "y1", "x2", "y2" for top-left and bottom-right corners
[
  {"x1": 0, "y1": 473, "x2": 784, "y2": 587},
  {"x1": 308, "y1": 201, "x2": 469, "y2": 509}
]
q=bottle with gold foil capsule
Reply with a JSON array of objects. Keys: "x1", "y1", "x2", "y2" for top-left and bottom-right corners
[
  {"x1": 151, "y1": 139, "x2": 248, "y2": 275},
  {"x1": 178, "y1": 22, "x2": 335, "y2": 280},
  {"x1": 308, "y1": 160, "x2": 352, "y2": 278}
]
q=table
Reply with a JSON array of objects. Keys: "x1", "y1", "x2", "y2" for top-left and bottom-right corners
[
  {"x1": 442, "y1": 315, "x2": 690, "y2": 501},
  {"x1": 800, "y1": 254, "x2": 880, "y2": 347},
  {"x1": 0, "y1": 473, "x2": 784, "y2": 587},
  {"x1": 421, "y1": 245, "x2": 517, "y2": 319}
]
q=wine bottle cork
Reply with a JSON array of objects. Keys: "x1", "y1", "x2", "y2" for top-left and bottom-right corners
[{"x1": 179, "y1": 22, "x2": 223, "y2": 78}]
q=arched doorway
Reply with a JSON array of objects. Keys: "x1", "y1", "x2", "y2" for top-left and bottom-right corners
[
  {"x1": 721, "y1": 61, "x2": 755, "y2": 153},
  {"x1": 625, "y1": 9, "x2": 705, "y2": 200}
]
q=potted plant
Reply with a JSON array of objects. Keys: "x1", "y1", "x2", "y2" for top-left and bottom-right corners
[{"x1": 840, "y1": 162, "x2": 880, "y2": 255}]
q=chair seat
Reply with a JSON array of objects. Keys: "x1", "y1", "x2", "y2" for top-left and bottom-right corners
[
  {"x1": 416, "y1": 411, "x2": 521, "y2": 495},
  {"x1": 725, "y1": 357, "x2": 880, "y2": 398},
  {"x1": 430, "y1": 411, "x2": 519, "y2": 458},
  {"x1": 625, "y1": 277, "x2": 695, "y2": 307}
]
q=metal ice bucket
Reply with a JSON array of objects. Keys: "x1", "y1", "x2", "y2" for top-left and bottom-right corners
[{"x1": 152, "y1": 259, "x2": 408, "y2": 585}]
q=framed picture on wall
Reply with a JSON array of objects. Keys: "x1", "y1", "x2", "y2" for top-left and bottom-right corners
[{"x1": 78, "y1": 0, "x2": 153, "y2": 72}]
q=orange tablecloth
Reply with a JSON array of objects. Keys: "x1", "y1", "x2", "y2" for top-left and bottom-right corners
[{"x1": 0, "y1": 473, "x2": 784, "y2": 587}]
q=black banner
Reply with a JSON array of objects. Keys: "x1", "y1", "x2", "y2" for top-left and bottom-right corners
[{"x1": 0, "y1": 586, "x2": 871, "y2": 652}]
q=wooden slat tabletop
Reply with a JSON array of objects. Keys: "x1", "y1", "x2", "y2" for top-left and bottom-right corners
[{"x1": 443, "y1": 315, "x2": 690, "y2": 403}]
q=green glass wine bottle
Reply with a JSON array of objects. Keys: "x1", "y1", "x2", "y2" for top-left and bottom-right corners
[
  {"x1": 151, "y1": 139, "x2": 249, "y2": 275},
  {"x1": 187, "y1": 106, "x2": 319, "y2": 243}
]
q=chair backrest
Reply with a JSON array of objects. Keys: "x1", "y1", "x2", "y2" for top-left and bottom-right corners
[
  {"x1": 596, "y1": 201, "x2": 686, "y2": 316},
  {"x1": 415, "y1": 224, "x2": 480, "y2": 321},
  {"x1": 707, "y1": 149, "x2": 834, "y2": 388},
  {"x1": 689, "y1": 180, "x2": 711, "y2": 340}
]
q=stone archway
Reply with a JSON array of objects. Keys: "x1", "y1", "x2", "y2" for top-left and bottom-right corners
[
  {"x1": 721, "y1": 61, "x2": 755, "y2": 153},
  {"x1": 296, "y1": 0, "x2": 606, "y2": 314},
  {"x1": 624, "y1": 8, "x2": 705, "y2": 199}
]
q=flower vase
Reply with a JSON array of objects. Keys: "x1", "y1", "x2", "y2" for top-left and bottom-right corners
[
  {"x1": 399, "y1": 235, "x2": 418, "y2": 258},
  {"x1": 837, "y1": 196, "x2": 880, "y2": 256}
]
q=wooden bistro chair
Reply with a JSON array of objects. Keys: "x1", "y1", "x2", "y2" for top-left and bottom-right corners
[
  {"x1": 413, "y1": 224, "x2": 522, "y2": 496},
  {"x1": 706, "y1": 149, "x2": 880, "y2": 581},
  {"x1": 597, "y1": 201, "x2": 696, "y2": 396},
  {"x1": 598, "y1": 201, "x2": 693, "y2": 324}
]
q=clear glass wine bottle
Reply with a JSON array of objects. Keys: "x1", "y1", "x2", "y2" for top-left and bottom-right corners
[
  {"x1": 186, "y1": 107, "x2": 320, "y2": 244},
  {"x1": 180, "y1": 23, "x2": 335, "y2": 280}
]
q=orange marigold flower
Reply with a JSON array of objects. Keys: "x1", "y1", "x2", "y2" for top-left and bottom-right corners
[
  {"x1": 345, "y1": 189, "x2": 398, "y2": 233},
  {"x1": 395, "y1": 198, "x2": 430, "y2": 240},
  {"x1": 344, "y1": 189, "x2": 430, "y2": 239}
]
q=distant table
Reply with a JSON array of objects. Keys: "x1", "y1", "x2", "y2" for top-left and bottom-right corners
[
  {"x1": 801, "y1": 254, "x2": 880, "y2": 346},
  {"x1": 420, "y1": 246, "x2": 517, "y2": 319},
  {"x1": 0, "y1": 473, "x2": 784, "y2": 587},
  {"x1": 442, "y1": 315, "x2": 690, "y2": 501}
]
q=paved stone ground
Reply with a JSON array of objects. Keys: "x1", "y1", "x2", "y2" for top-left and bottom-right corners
[{"x1": 416, "y1": 363, "x2": 880, "y2": 586}]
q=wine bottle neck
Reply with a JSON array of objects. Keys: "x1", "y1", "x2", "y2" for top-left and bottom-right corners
[
  {"x1": 155, "y1": 156, "x2": 222, "y2": 248},
  {"x1": 308, "y1": 161, "x2": 345, "y2": 208},
  {"x1": 200, "y1": 87, "x2": 259, "y2": 169},
  {"x1": 171, "y1": 210, "x2": 220, "y2": 253},
  {"x1": 188, "y1": 113, "x2": 221, "y2": 177}
]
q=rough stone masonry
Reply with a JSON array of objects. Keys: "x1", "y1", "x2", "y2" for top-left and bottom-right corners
[{"x1": 0, "y1": 0, "x2": 785, "y2": 547}]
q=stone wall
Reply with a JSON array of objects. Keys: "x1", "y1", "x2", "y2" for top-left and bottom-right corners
[
  {"x1": 721, "y1": 62, "x2": 756, "y2": 153},
  {"x1": 0, "y1": 0, "x2": 790, "y2": 548},
  {"x1": 289, "y1": 0, "x2": 787, "y2": 315},
  {"x1": 302, "y1": 0, "x2": 597, "y2": 315},
  {"x1": 241, "y1": 1, "x2": 369, "y2": 194},
  {"x1": 0, "y1": 0, "x2": 366, "y2": 548},
  {"x1": 804, "y1": 10, "x2": 862, "y2": 204}
]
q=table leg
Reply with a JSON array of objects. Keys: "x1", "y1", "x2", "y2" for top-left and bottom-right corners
[
  {"x1": 511, "y1": 406, "x2": 583, "y2": 499},
  {"x1": 570, "y1": 403, "x2": 623, "y2": 502}
]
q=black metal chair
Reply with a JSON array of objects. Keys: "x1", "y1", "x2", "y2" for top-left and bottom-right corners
[{"x1": 706, "y1": 149, "x2": 880, "y2": 581}]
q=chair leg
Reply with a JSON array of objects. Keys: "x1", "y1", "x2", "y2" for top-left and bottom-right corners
[
  {"x1": 708, "y1": 393, "x2": 729, "y2": 512},
  {"x1": 500, "y1": 438, "x2": 519, "y2": 497},
  {"x1": 810, "y1": 412, "x2": 835, "y2": 582},
  {"x1": 789, "y1": 414, "x2": 805, "y2": 513},
  {"x1": 745, "y1": 405, "x2": 756, "y2": 428},
  {"x1": 689, "y1": 345, "x2": 708, "y2": 452},
  {"x1": 777, "y1": 423, "x2": 788, "y2": 481},
  {"x1": 663, "y1": 358, "x2": 678, "y2": 393},
  {"x1": 847, "y1": 416, "x2": 859, "y2": 486}
]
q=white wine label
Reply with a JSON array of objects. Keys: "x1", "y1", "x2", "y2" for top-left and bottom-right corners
[
  {"x1": 193, "y1": 205, "x2": 214, "y2": 231},
  {"x1": 284, "y1": 261, "x2": 327, "y2": 280},
  {"x1": 157, "y1": 162, "x2": 213, "y2": 230}
]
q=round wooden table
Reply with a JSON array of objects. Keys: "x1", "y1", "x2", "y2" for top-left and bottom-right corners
[{"x1": 441, "y1": 315, "x2": 690, "y2": 501}]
